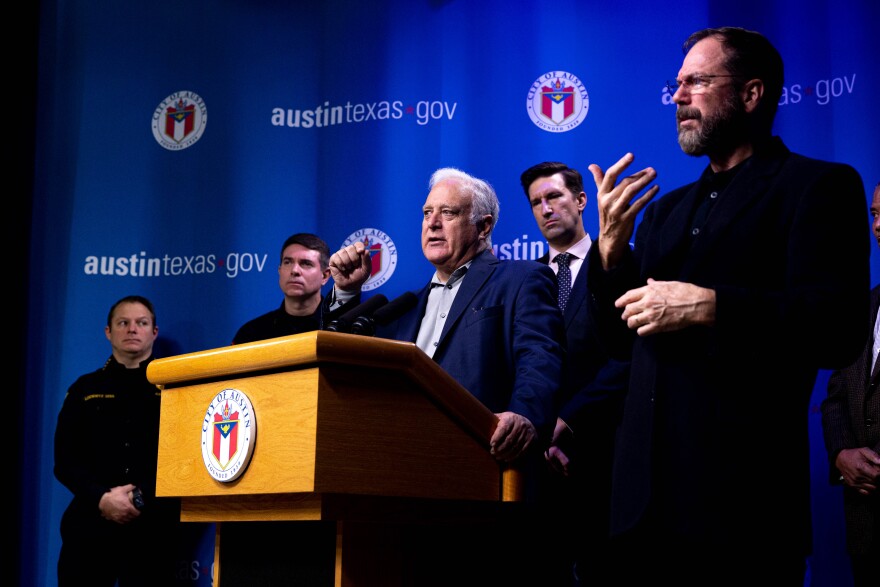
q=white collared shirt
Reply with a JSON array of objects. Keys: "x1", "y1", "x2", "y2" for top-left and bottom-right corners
[
  {"x1": 548, "y1": 234, "x2": 592, "y2": 284},
  {"x1": 416, "y1": 263, "x2": 471, "y2": 358}
]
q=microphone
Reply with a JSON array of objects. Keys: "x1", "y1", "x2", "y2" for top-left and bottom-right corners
[
  {"x1": 325, "y1": 294, "x2": 388, "y2": 333},
  {"x1": 350, "y1": 291, "x2": 418, "y2": 336}
]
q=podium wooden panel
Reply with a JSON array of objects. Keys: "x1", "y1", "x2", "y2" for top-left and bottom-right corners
[{"x1": 148, "y1": 331, "x2": 524, "y2": 586}]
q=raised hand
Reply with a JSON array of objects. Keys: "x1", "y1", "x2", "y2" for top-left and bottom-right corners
[
  {"x1": 328, "y1": 240, "x2": 372, "y2": 292},
  {"x1": 588, "y1": 153, "x2": 659, "y2": 270}
]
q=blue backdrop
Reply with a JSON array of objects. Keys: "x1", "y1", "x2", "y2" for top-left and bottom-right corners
[{"x1": 20, "y1": 0, "x2": 880, "y2": 585}]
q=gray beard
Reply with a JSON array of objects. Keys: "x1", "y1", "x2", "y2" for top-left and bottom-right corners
[
  {"x1": 676, "y1": 96, "x2": 745, "y2": 157},
  {"x1": 678, "y1": 127, "x2": 707, "y2": 156}
]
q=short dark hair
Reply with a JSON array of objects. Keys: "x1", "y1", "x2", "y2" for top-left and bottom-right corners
[
  {"x1": 520, "y1": 161, "x2": 585, "y2": 200},
  {"x1": 107, "y1": 295, "x2": 156, "y2": 328},
  {"x1": 683, "y1": 27, "x2": 784, "y2": 133},
  {"x1": 280, "y1": 233, "x2": 331, "y2": 269}
]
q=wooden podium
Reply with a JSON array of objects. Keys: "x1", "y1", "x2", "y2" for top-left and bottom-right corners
[{"x1": 148, "y1": 331, "x2": 524, "y2": 586}]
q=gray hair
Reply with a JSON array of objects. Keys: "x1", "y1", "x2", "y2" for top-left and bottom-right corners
[{"x1": 428, "y1": 167, "x2": 499, "y2": 249}]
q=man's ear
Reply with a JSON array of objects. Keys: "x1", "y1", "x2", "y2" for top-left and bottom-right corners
[
  {"x1": 478, "y1": 215, "x2": 494, "y2": 240},
  {"x1": 741, "y1": 78, "x2": 764, "y2": 113}
]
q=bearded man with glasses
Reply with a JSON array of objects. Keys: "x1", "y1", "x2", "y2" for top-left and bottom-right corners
[{"x1": 584, "y1": 26, "x2": 869, "y2": 585}]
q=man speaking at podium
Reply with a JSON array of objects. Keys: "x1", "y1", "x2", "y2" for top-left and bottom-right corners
[
  {"x1": 331, "y1": 167, "x2": 566, "y2": 583},
  {"x1": 333, "y1": 166, "x2": 565, "y2": 463}
]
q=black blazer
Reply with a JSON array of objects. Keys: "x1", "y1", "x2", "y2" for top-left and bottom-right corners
[
  {"x1": 587, "y1": 137, "x2": 871, "y2": 553},
  {"x1": 537, "y1": 250, "x2": 628, "y2": 437},
  {"x1": 822, "y1": 284, "x2": 880, "y2": 555}
]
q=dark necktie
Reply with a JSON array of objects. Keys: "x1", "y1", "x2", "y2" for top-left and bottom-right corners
[{"x1": 554, "y1": 253, "x2": 572, "y2": 312}]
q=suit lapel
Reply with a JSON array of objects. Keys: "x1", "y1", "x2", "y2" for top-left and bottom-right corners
[
  {"x1": 869, "y1": 288, "x2": 880, "y2": 384},
  {"x1": 397, "y1": 282, "x2": 432, "y2": 343},
  {"x1": 438, "y1": 250, "x2": 496, "y2": 344},
  {"x1": 869, "y1": 350, "x2": 880, "y2": 383},
  {"x1": 564, "y1": 262, "x2": 587, "y2": 327},
  {"x1": 644, "y1": 180, "x2": 701, "y2": 275}
]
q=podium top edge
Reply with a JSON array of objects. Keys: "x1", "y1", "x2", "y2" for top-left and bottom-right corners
[
  {"x1": 148, "y1": 330, "x2": 499, "y2": 463},
  {"x1": 146, "y1": 330, "x2": 418, "y2": 386}
]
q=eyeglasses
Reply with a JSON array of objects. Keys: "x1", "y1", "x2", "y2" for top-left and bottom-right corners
[{"x1": 665, "y1": 74, "x2": 739, "y2": 94}]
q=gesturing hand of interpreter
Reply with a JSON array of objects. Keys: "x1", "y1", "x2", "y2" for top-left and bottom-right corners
[
  {"x1": 328, "y1": 240, "x2": 372, "y2": 291},
  {"x1": 616, "y1": 278, "x2": 716, "y2": 336},
  {"x1": 98, "y1": 483, "x2": 141, "y2": 525},
  {"x1": 490, "y1": 411, "x2": 536, "y2": 462},
  {"x1": 588, "y1": 152, "x2": 659, "y2": 270}
]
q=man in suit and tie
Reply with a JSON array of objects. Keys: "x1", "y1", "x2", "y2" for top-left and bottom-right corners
[
  {"x1": 334, "y1": 166, "x2": 564, "y2": 460},
  {"x1": 585, "y1": 27, "x2": 870, "y2": 584},
  {"x1": 330, "y1": 166, "x2": 566, "y2": 583},
  {"x1": 520, "y1": 161, "x2": 630, "y2": 586},
  {"x1": 821, "y1": 181, "x2": 880, "y2": 587}
]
